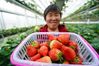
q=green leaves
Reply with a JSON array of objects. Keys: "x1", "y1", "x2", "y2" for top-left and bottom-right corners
[
  {"x1": 0, "y1": 46, "x2": 11, "y2": 56},
  {"x1": 0, "y1": 32, "x2": 31, "y2": 66},
  {"x1": 66, "y1": 24, "x2": 99, "y2": 53},
  {"x1": 91, "y1": 37, "x2": 99, "y2": 50},
  {"x1": 0, "y1": 26, "x2": 38, "y2": 66},
  {"x1": 0, "y1": 46, "x2": 13, "y2": 66},
  {"x1": 0, "y1": 24, "x2": 98, "y2": 66},
  {"x1": 0, "y1": 27, "x2": 29, "y2": 38}
]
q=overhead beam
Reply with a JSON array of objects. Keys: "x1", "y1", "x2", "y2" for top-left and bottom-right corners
[
  {"x1": 62, "y1": 5, "x2": 99, "y2": 21},
  {"x1": 6, "y1": 0, "x2": 43, "y2": 16},
  {"x1": 0, "y1": 8, "x2": 35, "y2": 18}
]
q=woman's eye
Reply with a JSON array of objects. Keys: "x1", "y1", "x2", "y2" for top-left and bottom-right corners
[
  {"x1": 55, "y1": 13, "x2": 60, "y2": 16},
  {"x1": 49, "y1": 15, "x2": 52, "y2": 17},
  {"x1": 55, "y1": 14, "x2": 58, "y2": 16}
]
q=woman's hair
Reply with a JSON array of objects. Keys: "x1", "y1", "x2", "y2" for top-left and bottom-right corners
[{"x1": 44, "y1": 4, "x2": 62, "y2": 20}]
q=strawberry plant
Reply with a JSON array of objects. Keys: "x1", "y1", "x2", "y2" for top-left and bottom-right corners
[
  {"x1": 0, "y1": 35, "x2": 24, "y2": 66},
  {"x1": 0, "y1": 24, "x2": 99, "y2": 66},
  {"x1": 66, "y1": 24, "x2": 99, "y2": 53},
  {"x1": 0, "y1": 30, "x2": 33, "y2": 66}
]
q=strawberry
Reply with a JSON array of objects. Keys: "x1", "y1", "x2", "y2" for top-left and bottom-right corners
[
  {"x1": 69, "y1": 41, "x2": 78, "y2": 50},
  {"x1": 61, "y1": 45, "x2": 76, "y2": 61},
  {"x1": 48, "y1": 34, "x2": 57, "y2": 41},
  {"x1": 50, "y1": 40, "x2": 63, "y2": 49},
  {"x1": 70, "y1": 56, "x2": 82, "y2": 64},
  {"x1": 63, "y1": 60, "x2": 69, "y2": 64},
  {"x1": 31, "y1": 40, "x2": 40, "y2": 49},
  {"x1": 31, "y1": 54, "x2": 41, "y2": 61},
  {"x1": 58, "y1": 34, "x2": 70, "y2": 45},
  {"x1": 26, "y1": 45, "x2": 37, "y2": 57},
  {"x1": 40, "y1": 41, "x2": 49, "y2": 48},
  {"x1": 38, "y1": 46, "x2": 48, "y2": 56},
  {"x1": 49, "y1": 48, "x2": 63, "y2": 61},
  {"x1": 36, "y1": 56, "x2": 52, "y2": 63}
]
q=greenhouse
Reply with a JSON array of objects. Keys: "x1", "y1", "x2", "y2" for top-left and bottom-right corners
[{"x1": 0, "y1": 0, "x2": 99, "y2": 66}]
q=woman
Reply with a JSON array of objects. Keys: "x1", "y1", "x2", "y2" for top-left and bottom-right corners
[{"x1": 39, "y1": 4, "x2": 68, "y2": 32}]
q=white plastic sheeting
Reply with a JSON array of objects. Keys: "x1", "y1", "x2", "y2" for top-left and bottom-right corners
[{"x1": 0, "y1": 0, "x2": 45, "y2": 29}]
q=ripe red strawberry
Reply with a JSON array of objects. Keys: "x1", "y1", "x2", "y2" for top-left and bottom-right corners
[
  {"x1": 48, "y1": 34, "x2": 57, "y2": 41},
  {"x1": 49, "y1": 48, "x2": 62, "y2": 61},
  {"x1": 26, "y1": 45, "x2": 37, "y2": 57},
  {"x1": 58, "y1": 34, "x2": 70, "y2": 45},
  {"x1": 63, "y1": 60, "x2": 69, "y2": 64},
  {"x1": 61, "y1": 45, "x2": 76, "y2": 61},
  {"x1": 50, "y1": 40, "x2": 63, "y2": 49},
  {"x1": 70, "y1": 56, "x2": 82, "y2": 64},
  {"x1": 69, "y1": 41, "x2": 78, "y2": 50},
  {"x1": 31, "y1": 40, "x2": 40, "y2": 49},
  {"x1": 36, "y1": 56, "x2": 52, "y2": 63},
  {"x1": 40, "y1": 41, "x2": 49, "y2": 48},
  {"x1": 38, "y1": 46, "x2": 48, "y2": 56},
  {"x1": 31, "y1": 54, "x2": 41, "y2": 61}
]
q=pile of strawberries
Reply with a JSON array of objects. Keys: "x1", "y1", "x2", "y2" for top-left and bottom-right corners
[{"x1": 26, "y1": 34, "x2": 83, "y2": 64}]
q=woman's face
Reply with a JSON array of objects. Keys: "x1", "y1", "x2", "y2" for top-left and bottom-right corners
[{"x1": 45, "y1": 11, "x2": 61, "y2": 30}]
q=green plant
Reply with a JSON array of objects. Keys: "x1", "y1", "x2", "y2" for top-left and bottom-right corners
[{"x1": 66, "y1": 24, "x2": 99, "y2": 53}]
